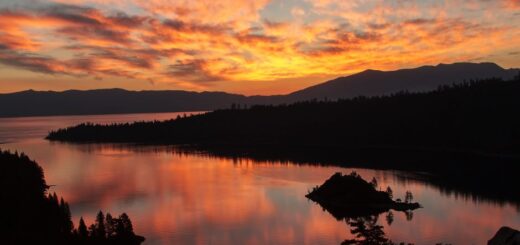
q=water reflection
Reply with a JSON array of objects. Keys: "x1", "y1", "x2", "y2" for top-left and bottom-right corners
[
  {"x1": 1, "y1": 113, "x2": 519, "y2": 244},
  {"x1": 2, "y1": 140, "x2": 516, "y2": 244},
  {"x1": 53, "y1": 142, "x2": 520, "y2": 209},
  {"x1": 0, "y1": 112, "x2": 204, "y2": 143},
  {"x1": 343, "y1": 215, "x2": 392, "y2": 245}
]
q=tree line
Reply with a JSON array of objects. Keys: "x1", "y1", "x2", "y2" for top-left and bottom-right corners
[
  {"x1": 0, "y1": 149, "x2": 144, "y2": 244},
  {"x1": 48, "y1": 76, "x2": 520, "y2": 155}
]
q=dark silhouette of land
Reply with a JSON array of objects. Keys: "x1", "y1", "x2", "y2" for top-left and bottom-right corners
[
  {"x1": 0, "y1": 149, "x2": 145, "y2": 244},
  {"x1": 342, "y1": 215, "x2": 393, "y2": 245},
  {"x1": 289, "y1": 62, "x2": 518, "y2": 101},
  {"x1": 1, "y1": 62, "x2": 518, "y2": 118},
  {"x1": 47, "y1": 76, "x2": 520, "y2": 155},
  {"x1": 341, "y1": 215, "x2": 419, "y2": 245},
  {"x1": 306, "y1": 172, "x2": 420, "y2": 220},
  {"x1": 306, "y1": 172, "x2": 424, "y2": 245},
  {"x1": 46, "y1": 75, "x2": 520, "y2": 205},
  {"x1": 488, "y1": 227, "x2": 520, "y2": 245},
  {"x1": 0, "y1": 89, "x2": 246, "y2": 118}
]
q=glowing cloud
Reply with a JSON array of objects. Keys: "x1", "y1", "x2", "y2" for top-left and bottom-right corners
[{"x1": 0, "y1": 0, "x2": 519, "y2": 94}]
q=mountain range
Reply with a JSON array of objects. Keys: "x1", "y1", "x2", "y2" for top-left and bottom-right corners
[{"x1": 1, "y1": 62, "x2": 518, "y2": 117}]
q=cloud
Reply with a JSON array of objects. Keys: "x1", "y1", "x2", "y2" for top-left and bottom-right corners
[
  {"x1": 402, "y1": 18, "x2": 437, "y2": 26},
  {"x1": 291, "y1": 7, "x2": 306, "y2": 17},
  {"x1": 57, "y1": 26, "x2": 132, "y2": 45},
  {"x1": 167, "y1": 59, "x2": 223, "y2": 82},
  {"x1": 0, "y1": 49, "x2": 92, "y2": 76},
  {"x1": 0, "y1": 0, "x2": 519, "y2": 93},
  {"x1": 0, "y1": 51, "x2": 65, "y2": 75}
]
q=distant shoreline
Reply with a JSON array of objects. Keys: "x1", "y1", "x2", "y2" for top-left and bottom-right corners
[{"x1": 0, "y1": 110, "x2": 208, "y2": 119}]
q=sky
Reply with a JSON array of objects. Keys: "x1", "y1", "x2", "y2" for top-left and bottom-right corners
[{"x1": 0, "y1": 0, "x2": 519, "y2": 95}]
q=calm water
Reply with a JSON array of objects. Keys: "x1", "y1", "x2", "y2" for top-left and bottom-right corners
[{"x1": 1, "y1": 112, "x2": 519, "y2": 245}]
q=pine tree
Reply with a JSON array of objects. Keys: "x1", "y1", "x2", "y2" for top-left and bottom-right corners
[
  {"x1": 370, "y1": 177, "x2": 378, "y2": 189},
  {"x1": 105, "y1": 213, "x2": 115, "y2": 238},
  {"x1": 120, "y1": 213, "x2": 134, "y2": 236},
  {"x1": 78, "y1": 217, "x2": 88, "y2": 238},
  {"x1": 386, "y1": 186, "x2": 393, "y2": 199},
  {"x1": 95, "y1": 211, "x2": 106, "y2": 239},
  {"x1": 59, "y1": 197, "x2": 74, "y2": 234},
  {"x1": 405, "y1": 191, "x2": 413, "y2": 203}
]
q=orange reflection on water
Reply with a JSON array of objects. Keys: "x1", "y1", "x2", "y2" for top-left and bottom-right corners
[{"x1": 1, "y1": 110, "x2": 519, "y2": 245}]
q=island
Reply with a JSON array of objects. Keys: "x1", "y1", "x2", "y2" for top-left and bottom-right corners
[{"x1": 306, "y1": 172, "x2": 420, "y2": 220}]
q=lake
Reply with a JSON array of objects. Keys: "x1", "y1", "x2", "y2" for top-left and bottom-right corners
[{"x1": 1, "y1": 112, "x2": 519, "y2": 244}]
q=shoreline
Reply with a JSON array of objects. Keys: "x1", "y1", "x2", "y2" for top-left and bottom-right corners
[{"x1": 0, "y1": 110, "x2": 207, "y2": 120}]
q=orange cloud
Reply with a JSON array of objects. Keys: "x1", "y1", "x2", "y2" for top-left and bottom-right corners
[{"x1": 0, "y1": 0, "x2": 519, "y2": 94}]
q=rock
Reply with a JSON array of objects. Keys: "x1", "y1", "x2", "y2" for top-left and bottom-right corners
[
  {"x1": 306, "y1": 172, "x2": 421, "y2": 220},
  {"x1": 488, "y1": 227, "x2": 520, "y2": 245}
]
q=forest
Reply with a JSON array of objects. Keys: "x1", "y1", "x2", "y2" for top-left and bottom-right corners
[
  {"x1": 48, "y1": 76, "x2": 520, "y2": 156},
  {"x1": 0, "y1": 149, "x2": 145, "y2": 245}
]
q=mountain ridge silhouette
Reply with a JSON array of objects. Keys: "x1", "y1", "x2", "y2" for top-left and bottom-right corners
[{"x1": 1, "y1": 62, "x2": 518, "y2": 117}]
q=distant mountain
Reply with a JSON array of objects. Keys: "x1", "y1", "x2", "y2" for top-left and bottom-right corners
[
  {"x1": 287, "y1": 62, "x2": 520, "y2": 101},
  {"x1": 0, "y1": 89, "x2": 248, "y2": 117},
  {"x1": 1, "y1": 62, "x2": 518, "y2": 117}
]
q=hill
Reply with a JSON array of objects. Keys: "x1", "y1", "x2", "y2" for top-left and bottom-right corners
[
  {"x1": 1, "y1": 62, "x2": 518, "y2": 117},
  {"x1": 287, "y1": 62, "x2": 519, "y2": 101},
  {"x1": 0, "y1": 89, "x2": 248, "y2": 117}
]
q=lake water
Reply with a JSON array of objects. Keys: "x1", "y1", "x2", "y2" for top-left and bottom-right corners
[{"x1": 1, "y1": 112, "x2": 519, "y2": 245}]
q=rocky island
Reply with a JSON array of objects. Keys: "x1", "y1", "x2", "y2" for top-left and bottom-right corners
[{"x1": 306, "y1": 172, "x2": 421, "y2": 219}]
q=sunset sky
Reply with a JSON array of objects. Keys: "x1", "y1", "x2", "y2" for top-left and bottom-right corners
[{"x1": 0, "y1": 0, "x2": 519, "y2": 95}]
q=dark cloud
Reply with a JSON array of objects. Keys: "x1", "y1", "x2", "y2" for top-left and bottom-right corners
[
  {"x1": 403, "y1": 18, "x2": 437, "y2": 26},
  {"x1": 304, "y1": 46, "x2": 347, "y2": 56},
  {"x1": 39, "y1": 3, "x2": 148, "y2": 29},
  {"x1": 235, "y1": 33, "x2": 279, "y2": 44},
  {"x1": 368, "y1": 22, "x2": 392, "y2": 30},
  {"x1": 69, "y1": 58, "x2": 95, "y2": 71},
  {"x1": 163, "y1": 19, "x2": 230, "y2": 34},
  {"x1": 108, "y1": 12, "x2": 149, "y2": 28},
  {"x1": 354, "y1": 31, "x2": 382, "y2": 41},
  {"x1": 296, "y1": 38, "x2": 349, "y2": 57},
  {"x1": 0, "y1": 48, "x2": 94, "y2": 77},
  {"x1": 63, "y1": 45, "x2": 191, "y2": 70},
  {"x1": 167, "y1": 60, "x2": 222, "y2": 82},
  {"x1": 57, "y1": 26, "x2": 131, "y2": 44},
  {"x1": 40, "y1": 4, "x2": 101, "y2": 26},
  {"x1": 0, "y1": 3, "x2": 101, "y2": 26},
  {"x1": 0, "y1": 9, "x2": 28, "y2": 18},
  {"x1": 0, "y1": 50, "x2": 65, "y2": 75},
  {"x1": 97, "y1": 69, "x2": 139, "y2": 79},
  {"x1": 93, "y1": 50, "x2": 154, "y2": 69}
]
